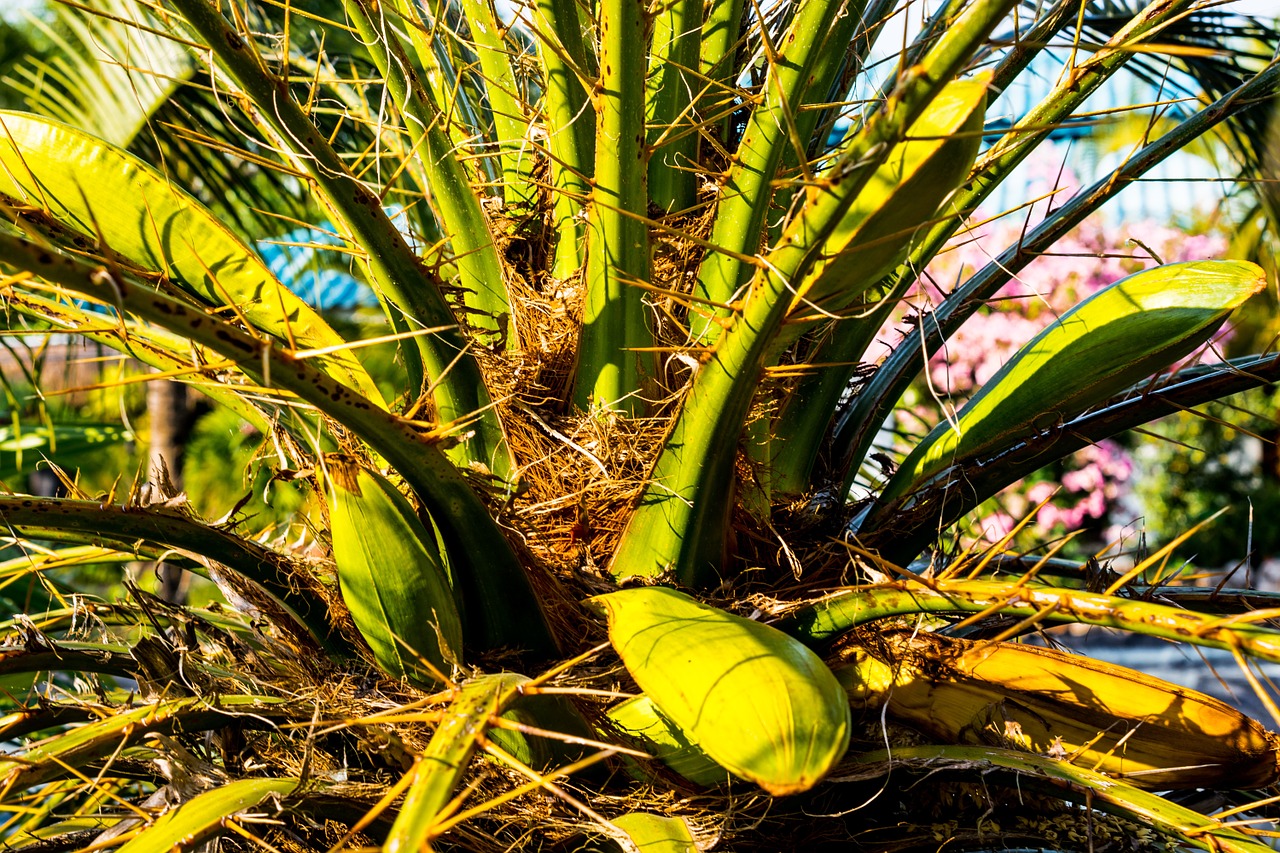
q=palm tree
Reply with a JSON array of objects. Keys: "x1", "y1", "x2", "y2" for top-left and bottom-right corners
[{"x1": 1, "y1": 0, "x2": 1279, "y2": 849}]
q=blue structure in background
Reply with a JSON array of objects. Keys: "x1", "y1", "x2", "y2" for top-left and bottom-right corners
[{"x1": 256, "y1": 225, "x2": 378, "y2": 311}]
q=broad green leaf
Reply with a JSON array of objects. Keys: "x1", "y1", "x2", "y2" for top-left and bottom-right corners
[
  {"x1": 0, "y1": 423, "x2": 131, "y2": 482},
  {"x1": 884, "y1": 259, "x2": 1266, "y2": 501},
  {"x1": 3, "y1": 817, "x2": 119, "y2": 849},
  {"x1": 609, "y1": 813, "x2": 697, "y2": 853},
  {"x1": 0, "y1": 111, "x2": 384, "y2": 407},
  {"x1": 488, "y1": 687, "x2": 594, "y2": 771},
  {"x1": 325, "y1": 457, "x2": 463, "y2": 682},
  {"x1": 788, "y1": 76, "x2": 988, "y2": 324},
  {"x1": 590, "y1": 587, "x2": 850, "y2": 795},
  {"x1": 116, "y1": 778, "x2": 297, "y2": 853},
  {"x1": 607, "y1": 695, "x2": 730, "y2": 788},
  {"x1": 386, "y1": 674, "x2": 522, "y2": 853}
]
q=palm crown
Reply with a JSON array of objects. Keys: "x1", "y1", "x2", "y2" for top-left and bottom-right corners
[{"x1": 1, "y1": 0, "x2": 1280, "y2": 850}]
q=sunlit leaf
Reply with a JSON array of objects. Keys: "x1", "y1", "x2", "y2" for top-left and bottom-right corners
[
  {"x1": 116, "y1": 778, "x2": 296, "y2": 853},
  {"x1": 591, "y1": 587, "x2": 849, "y2": 795},
  {"x1": 885, "y1": 259, "x2": 1266, "y2": 500}
]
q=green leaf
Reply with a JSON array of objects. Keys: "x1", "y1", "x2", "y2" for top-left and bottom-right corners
[
  {"x1": 590, "y1": 587, "x2": 850, "y2": 795},
  {"x1": 115, "y1": 778, "x2": 297, "y2": 853},
  {"x1": 609, "y1": 813, "x2": 697, "y2": 852},
  {"x1": 786, "y1": 76, "x2": 988, "y2": 332},
  {"x1": 607, "y1": 695, "x2": 731, "y2": 788},
  {"x1": 0, "y1": 111, "x2": 384, "y2": 407},
  {"x1": 0, "y1": 423, "x2": 131, "y2": 481},
  {"x1": 325, "y1": 457, "x2": 463, "y2": 682},
  {"x1": 386, "y1": 674, "x2": 523, "y2": 853},
  {"x1": 883, "y1": 259, "x2": 1266, "y2": 502}
]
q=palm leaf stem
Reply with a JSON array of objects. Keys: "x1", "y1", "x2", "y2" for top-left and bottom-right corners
[
  {"x1": 532, "y1": 0, "x2": 595, "y2": 279},
  {"x1": 342, "y1": 0, "x2": 511, "y2": 331},
  {"x1": 781, "y1": 578, "x2": 1280, "y2": 665},
  {"x1": 833, "y1": 56, "x2": 1280, "y2": 498},
  {"x1": 846, "y1": 746, "x2": 1274, "y2": 853},
  {"x1": 0, "y1": 495, "x2": 335, "y2": 649},
  {"x1": 164, "y1": 0, "x2": 509, "y2": 475},
  {"x1": 574, "y1": 0, "x2": 654, "y2": 412},
  {"x1": 0, "y1": 233, "x2": 557, "y2": 655},
  {"x1": 609, "y1": 0, "x2": 1020, "y2": 584},
  {"x1": 860, "y1": 349, "x2": 1280, "y2": 563}
]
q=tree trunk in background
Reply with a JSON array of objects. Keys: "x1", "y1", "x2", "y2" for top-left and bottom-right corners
[{"x1": 148, "y1": 377, "x2": 190, "y2": 602}]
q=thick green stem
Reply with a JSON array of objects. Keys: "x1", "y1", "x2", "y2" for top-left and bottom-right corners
[
  {"x1": 608, "y1": 0, "x2": 1019, "y2": 583},
  {"x1": 689, "y1": 0, "x2": 847, "y2": 342},
  {"x1": 646, "y1": 0, "x2": 702, "y2": 212},
  {"x1": 166, "y1": 0, "x2": 510, "y2": 477},
  {"x1": 458, "y1": 0, "x2": 538, "y2": 207},
  {"x1": 344, "y1": 0, "x2": 510, "y2": 330},
  {"x1": 384, "y1": 0, "x2": 493, "y2": 182},
  {"x1": 768, "y1": 0, "x2": 869, "y2": 224},
  {"x1": 697, "y1": 0, "x2": 745, "y2": 140},
  {"x1": 534, "y1": 0, "x2": 595, "y2": 280},
  {"x1": 574, "y1": 0, "x2": 654, "y2": 413}
]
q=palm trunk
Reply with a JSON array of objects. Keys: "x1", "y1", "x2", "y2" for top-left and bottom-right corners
[{"x1": 148, "y1": 376, "x2": 189, "y2": 603}]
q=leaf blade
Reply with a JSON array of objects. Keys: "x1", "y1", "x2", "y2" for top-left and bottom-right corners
[{"x1": 592, "y1": 587, "x2": 850, "y2": 795}]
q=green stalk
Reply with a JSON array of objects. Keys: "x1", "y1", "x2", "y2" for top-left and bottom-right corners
[
  {"x1": 574, "y1": 0, "x2": 653, "y2": 413},
  {"x1": 689, "y1": 0, "x2": 847, "y2": 342},
  {"x1": 646, "y1": 0, "x2": 702, "y2": 213},
  {"x1": 1, "y1": 288, "x2": 273, "y2": 436},
  {"x1": 343, "y1": 0, "x2": 510, "y2": 329},
  {"x1": 847, "y1": 746, "x2": 1274, "y2": 853},
  {"x1": 457, "y1": 0, "x2": 538, "y2": 208},
  {"x1": 697, "y1": 0, "x2": 744, "y2": 141},
  {"x1": 167, "y1": 0, "x2": 510, "y2": 478},
  {"x1": 832, "y1": 59, "x2": 1280, "y2": 495},
  {"x1": 831, "y1": 0, "x2": 1205, "y2": 487},
  {"x1": 780, "y1": 579, "x2": 1280, "y2": 667},
  {"x1": 764, "y1": 77, "x2": 988, "y2": 497},
  {"x1": 608, "y1": 0, "x2": 1019, "y2": 584},
  {"x1": 0, "y1": 496, "x2": 336, "y2": 651},
  {"x1": 385, "y1": 675, "x2": 523, "y2": 852},
  {"x1": 384, "y1": 0, "x2": 492, "y2": 181},
  {"x1": 0, "y1": 642, "x2": 136, "y2": 681},
  {"x1": 809, "y1": 0, "x2": 898, "y2": 150},
  {"x1": 759, "y1": 0, "x2": 871, "y2": 255},
  {"x1": 0, "y1": 234, "x2": 557, "y2": 656},
  {"x1": 534, "y1": 0, "x2": 595, "y2": 279}
]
